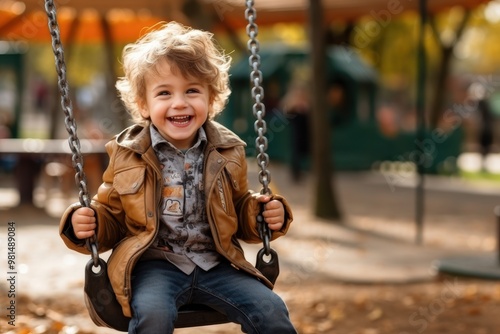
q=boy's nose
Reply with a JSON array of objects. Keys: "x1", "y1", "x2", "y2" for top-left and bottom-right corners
[{"x1": 172, "y1": 94, "x2": 188, "y2": 108}]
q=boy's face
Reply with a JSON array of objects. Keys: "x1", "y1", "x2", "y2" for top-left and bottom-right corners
[{"x1": 140, "y1": 59, "x2": 210, "y2": 150}]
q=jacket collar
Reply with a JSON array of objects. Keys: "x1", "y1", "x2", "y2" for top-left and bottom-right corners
[
  {"x1": 114, "y1": 120, "x2": 246, "y2": 154},
  {"x1": 203, "y1": 120, "x2": 246, "y2": 150}
]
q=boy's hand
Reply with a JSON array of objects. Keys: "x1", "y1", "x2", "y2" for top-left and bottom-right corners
[
  {"x1": 256, "y1": 195, "x2": 285, "y2": 231},
  {"x1": 71, "y1": 207, "x2": 96, "y2": 239}
]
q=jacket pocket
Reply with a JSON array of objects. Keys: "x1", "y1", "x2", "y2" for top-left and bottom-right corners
[
  {"x1": 114, "y1": 166, "x2": 147, "y2": 226},
  {"x1": 114, "y1": 166, "x2": 145, "y2": 195}
]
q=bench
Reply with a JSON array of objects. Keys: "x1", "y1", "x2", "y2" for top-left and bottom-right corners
[{"x1": 0, "y1": 138, "x2": 108, "y2": 205}]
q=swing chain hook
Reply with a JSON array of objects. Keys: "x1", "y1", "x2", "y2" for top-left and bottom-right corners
[
  {"x1": 44, "y1": 0, "x2": 98, "y2": 267},
  {"x1": 246, "y1": 1, "x2": 273, "y2": 256}
]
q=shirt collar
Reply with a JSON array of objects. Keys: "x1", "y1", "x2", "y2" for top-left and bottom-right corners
[{"x1": 149, "y1": 125, "x2": 207, "y2": 153}]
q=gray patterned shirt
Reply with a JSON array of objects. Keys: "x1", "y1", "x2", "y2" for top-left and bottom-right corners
[{"x1": 141, "y1": 125, "x2": 221, "y2": 274}]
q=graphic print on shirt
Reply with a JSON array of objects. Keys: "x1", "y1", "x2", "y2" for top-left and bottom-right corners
[
  {"x1": 152, "y1": 159, "x2": 184, "y2": 252},
  {"x1": 162, "y1": 185, "x2": 183, "y2": 216}
]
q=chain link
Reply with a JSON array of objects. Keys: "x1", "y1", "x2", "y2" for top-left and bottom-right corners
[
  {"x1": 44, "y1": 0, "x2": 98, "y2": 265},
  {"x1": 246, "y1": 0, "x2": 273, "y2": 254},
  {"x1": 245, "y1": 0, "x2": 271, "y2": 196}
]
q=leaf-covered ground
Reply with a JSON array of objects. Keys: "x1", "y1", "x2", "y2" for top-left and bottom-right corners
[{"x1": 2, "y1": 273, "x2": 499, "y2": 334}]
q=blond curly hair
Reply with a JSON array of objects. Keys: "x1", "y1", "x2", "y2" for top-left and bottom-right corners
[{"x1": 116, "y1": 22, "x2": 231, "y2": 124}]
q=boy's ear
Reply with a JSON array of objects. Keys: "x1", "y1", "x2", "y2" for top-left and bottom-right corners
[{"x1": 136, "y1": 98, "x2": 149, "y2": 118}]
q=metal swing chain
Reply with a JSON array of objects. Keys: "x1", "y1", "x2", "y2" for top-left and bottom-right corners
[
  {"x1": 245, "y1": 0, "x2": 273, "y2": 255},
  {"x1": 245, "y1": 1, "x2": 271, "y2": 195},
  {"x1": 44, "y1": 0, "x2": 99, "y2": 266}
]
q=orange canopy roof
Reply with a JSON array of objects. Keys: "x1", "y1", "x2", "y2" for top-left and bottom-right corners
[
  {"x1": 0, "y1": 1, "x2": 166, "y2": 43},
  {"x1": 0, "y1": 0, "x2": 491, "y2": 43}
]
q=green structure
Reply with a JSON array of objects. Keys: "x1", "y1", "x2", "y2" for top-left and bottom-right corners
[
  {"x1": 221, "y1": 45, "x2": 379, "y2": 170},
  {"x1": 0, "y1": 42, "x2": 25, "y2": 139},
  {"x1": 220, "y1": 45, "x2": 462, "y2": 174}
]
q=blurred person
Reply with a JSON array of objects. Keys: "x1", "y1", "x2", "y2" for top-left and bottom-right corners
[
  {"x1": 33, "y1": 75, "x2": 50, "y2": 114},
  {"x1": 59, "y1": 22, "x2": 296, "y2": 334},
  {"x1": 477, "y1": 97, "x2": 494, "y2": 163},
  {"x1": 280, "y1": 81, "x2": 311, "y2": 182},
  {"x1": 0, "y1": 112, "x2": 16, "y2": 173},
  {"x1": 327, "y1": 82, "x2": 348, "y2": 125},
  {"x1": 470, "y1": 82, "x2": 494, "y2": 170}
]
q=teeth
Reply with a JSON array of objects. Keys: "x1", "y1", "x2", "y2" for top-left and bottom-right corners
[{"x1": 169, "y1": 116, "x2": 191, "y2": 124}]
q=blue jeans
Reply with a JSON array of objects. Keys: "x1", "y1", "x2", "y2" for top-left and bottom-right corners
[{"x1": 128, "y1": 260, "x2": 297, "y2": 334}]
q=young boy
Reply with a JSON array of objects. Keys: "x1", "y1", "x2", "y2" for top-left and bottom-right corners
[{"x1": 59, "y1": 22, "x2": 297, "y2": 333}]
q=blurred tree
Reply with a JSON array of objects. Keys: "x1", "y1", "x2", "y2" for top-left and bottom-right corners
[
  {"x1": 428, "y1": 8, "x2": 471, "y2": 128},
  {"x1": 309, "y1": 0, "x2": 342, "y2": 220},
  {"x1": 181, "y1": 0, "x2": 246, "y2": 53},
  {"x1": 339, "y1": 5, "x2": 499, "y2": 139}
]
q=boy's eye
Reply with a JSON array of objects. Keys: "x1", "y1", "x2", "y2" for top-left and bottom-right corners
[
  {"x1": 157, "y1": 90, "x2": 170, "y2": 96},
  {"x1": 187, "y1": 88, "x2": 200, "y2": 94}
]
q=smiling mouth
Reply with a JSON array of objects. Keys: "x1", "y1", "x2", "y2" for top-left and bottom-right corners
[{"x1": 168, "y1": 116, "x2": 192, "y2": 125}]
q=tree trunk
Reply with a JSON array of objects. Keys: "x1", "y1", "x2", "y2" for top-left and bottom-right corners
[
  {"x1": 309, "y1": 0, "x2": 342, "y2": 220},
  {"x1": 428, "y1": 11, "x2": 470, "y2": 128},
  {"x1": 429, "y1": 45, "x2": 454, "y2": 128}
]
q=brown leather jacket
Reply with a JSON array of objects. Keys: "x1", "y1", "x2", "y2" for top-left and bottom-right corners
[{"x1": 59, "y1": 120, "x2": 293, "y2": 317}]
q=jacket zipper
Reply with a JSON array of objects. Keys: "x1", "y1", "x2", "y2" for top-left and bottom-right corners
[{"x1": 216, "y1": 177, "x2": 227, "y2": 213}]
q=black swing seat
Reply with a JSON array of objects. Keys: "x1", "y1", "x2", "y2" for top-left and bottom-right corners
[
  {"x1": 85, "y1": 258, "x2": 231, "y2": 331},
  {"x1": 175, "y1": 304, "x2": 229, "y2": 328},
  {"x1": 85, "y1": 248, "x2": 279, "y2": 331}
]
